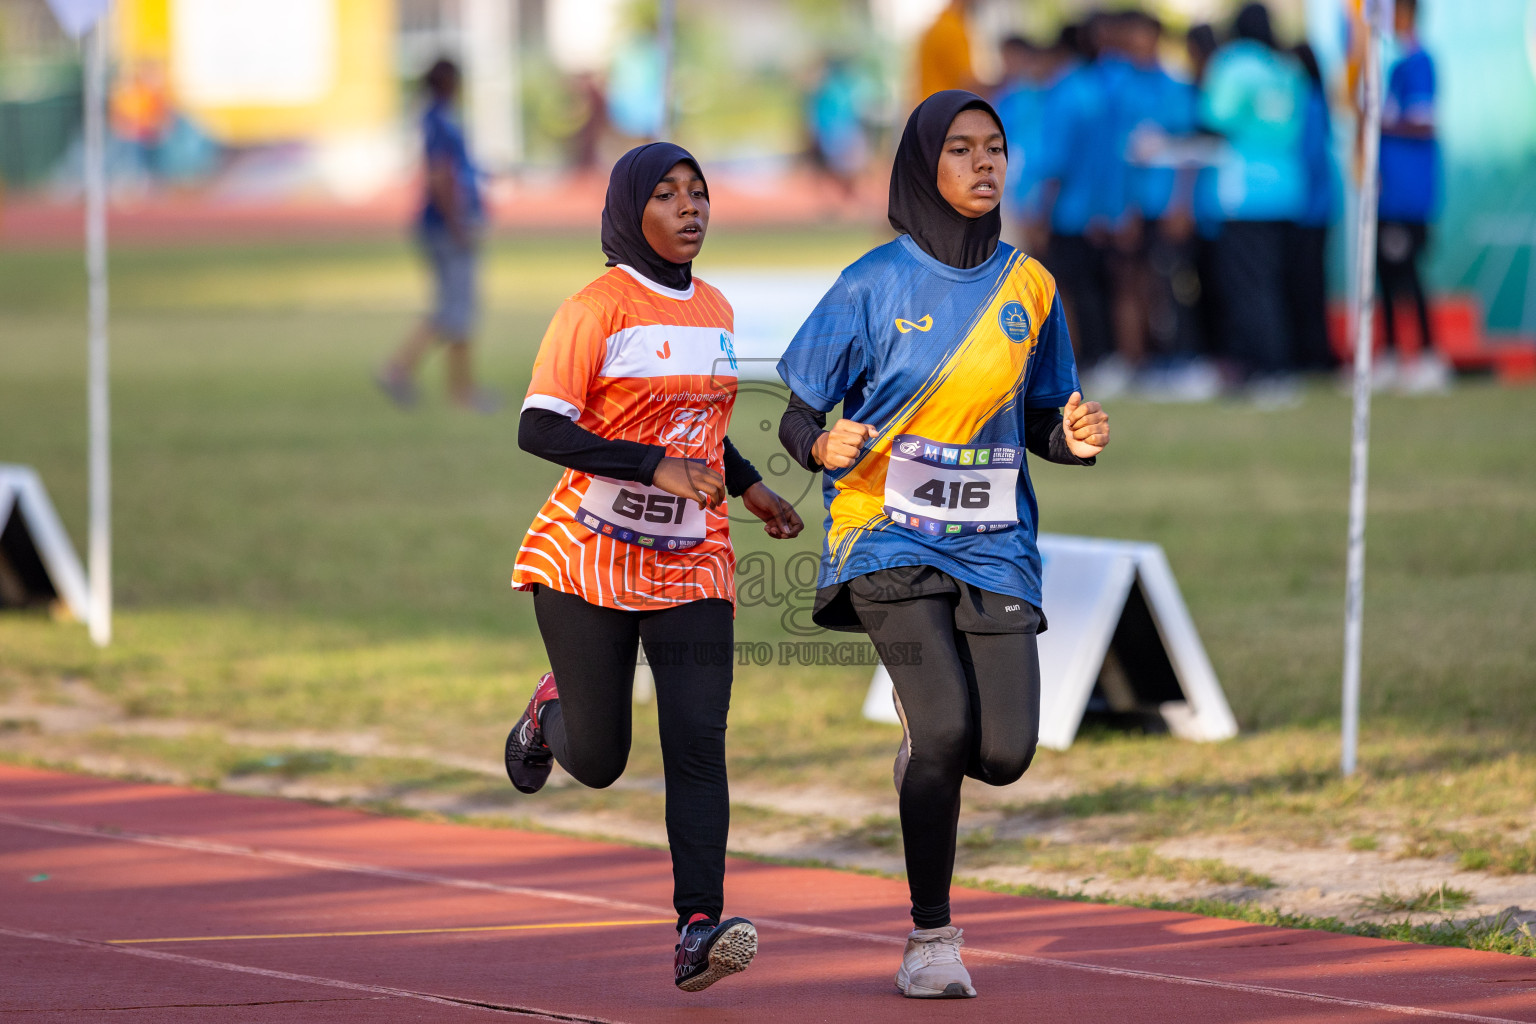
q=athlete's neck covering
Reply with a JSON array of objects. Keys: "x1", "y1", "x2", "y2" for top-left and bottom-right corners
[
  {"x1": 888, "y1": 90, "x2": 1007, "y2": 270},
  {"x1": 601, "y1": 142, "x2": 707, "y2": 291}
]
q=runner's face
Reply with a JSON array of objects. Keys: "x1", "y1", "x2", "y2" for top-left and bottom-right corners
[
  {"x1": 642, "y1": 162, "x2": 709, "y2": 264},
  {"x1": 936, "y1": 109, "x2": 1006, "y2": 218}
]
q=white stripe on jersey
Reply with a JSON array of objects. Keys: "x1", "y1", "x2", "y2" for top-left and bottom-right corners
[
  {"x1": 521, "y1": 393, "x2": 581, "y2": 419},
  {"x1": 599, "y1": 323, "x2": 739, "y2": 382}
]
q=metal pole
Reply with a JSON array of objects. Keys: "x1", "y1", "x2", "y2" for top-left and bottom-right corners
[
  {"x1": 84, "y1": 20, "x2": 111, "y2": 647},
  {"x1": 1342, "y1": 23, "x2": 1382, "y2": 776},
  {"x1": 657, "y1": 0, "x2": 676, "y2": 140}
]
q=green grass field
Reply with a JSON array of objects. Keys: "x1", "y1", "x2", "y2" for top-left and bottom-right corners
[{"x1": 2, "y1": 230, "x2": 1534, "y2": 954}]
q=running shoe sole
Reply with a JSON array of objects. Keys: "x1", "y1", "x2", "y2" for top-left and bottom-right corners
[
  {"x1": 894, "y1": 966, "x2": 976, "y2": 999},
  {"x1": 503, "y1": 715, "x2": 552, "y2": 795},
  {"x1": 677, "y1": 920, "x2": 757, "y2": 992}
]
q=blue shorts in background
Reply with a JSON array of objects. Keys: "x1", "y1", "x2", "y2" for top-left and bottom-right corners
[{"x1": 420, "y1": 222, "x2": 480, "y2": 341}]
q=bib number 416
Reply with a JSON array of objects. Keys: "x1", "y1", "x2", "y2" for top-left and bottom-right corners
[
  {"x1": 613, "y1": 488, "x2": 690, "y2": 525},
  {"x1": 912, "y1": 479, "x2": 990, "y2": 509}
]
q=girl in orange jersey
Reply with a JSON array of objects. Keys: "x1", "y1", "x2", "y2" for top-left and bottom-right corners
[{"x1": 503, "y1": 143, "x2": 802, "y2": 993}]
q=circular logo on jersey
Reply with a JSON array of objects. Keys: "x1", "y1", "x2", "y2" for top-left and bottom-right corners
[{"x1": 999, "y1": 301, "x2": 1031, "y2": 342}]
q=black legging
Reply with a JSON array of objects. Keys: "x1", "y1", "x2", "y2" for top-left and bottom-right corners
[
  {"x1": 1378, "y1": 220, "x2": 1432, "y2": 354},
  {"x1": 532, "y1": 585, "x2": 733, "y2": 930},
  {"x1": 850, "y1": 589, "x2": 1041, "y2": 930}
]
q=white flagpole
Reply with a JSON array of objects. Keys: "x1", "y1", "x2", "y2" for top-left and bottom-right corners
[
  {"x1": 84, "y1": 19, "x2": 111, "y2": 646},
  {"x1": 1342, "y1": 12, "x2": 1384, "y2": 776}
]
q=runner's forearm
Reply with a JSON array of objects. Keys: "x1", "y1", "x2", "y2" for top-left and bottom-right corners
[
  {"x1": 779, "y1": 392, "x2": 829, "y2": 471},
  {"x1": 518, "y1": 408, "x2": 666, "y2": 484},
  {"x1": 721, "y1": 436, "x2": 763, "y2": 497}
]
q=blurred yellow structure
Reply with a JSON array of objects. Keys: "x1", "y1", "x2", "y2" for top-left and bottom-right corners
[{"x1": 112, "y1": 0, "x2": 395, "y2": 146}]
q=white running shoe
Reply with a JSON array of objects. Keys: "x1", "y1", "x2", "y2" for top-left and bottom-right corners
[
  {"x1": 894, "y1": 925, "x2": 976, "y2": 998},
  {"x1": 1398, "y1": 352, "x2": 1453, "y2": 395}
]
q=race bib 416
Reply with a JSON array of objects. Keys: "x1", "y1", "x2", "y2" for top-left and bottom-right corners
[{"x1": 883, "y1": 434, "x2": 1021, "y2": 537}]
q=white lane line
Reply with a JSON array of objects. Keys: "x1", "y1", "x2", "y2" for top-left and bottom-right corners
[
  {"x1": 0, "y1": 924, "x2": 626, "y2": 1023},
  {"x1": 2, "y1": 811, "x2": 1528, "y2": 1024}
]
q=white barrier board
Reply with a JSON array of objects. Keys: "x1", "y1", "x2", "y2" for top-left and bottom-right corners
[
  {"x1": 863, "y1": 533, "x2": 1236, "y2": 750},
  {"x1": 0, "y1": 464, "x2": 90, "y2": 622}
]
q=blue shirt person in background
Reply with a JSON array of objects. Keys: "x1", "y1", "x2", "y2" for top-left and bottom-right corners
[
  {"x1": 377, "y1": 59, "x2": 498, "y2": 412},
  {"x1": 992, "y1": 35, "x2": 1050, "y2": 237},
  {"x1": 1284, "y1": 43, "x2": 1342, "y2": 373},
  {"x1": 1199, "y1": 3, "x2": 1309, "y2": 396},
  {"x1": 807, "y1": 56, "x2": 875, "y2": 200},
  {"x1": 1031, "y1": 17, "x2": 1116, "y2": 374},
  {"x1": 1109, "y1": 11, "x2": 1209, "y2": 378},
  {"x1": 1376, "y1": 0, "x2": 1446, "y2": 390}
]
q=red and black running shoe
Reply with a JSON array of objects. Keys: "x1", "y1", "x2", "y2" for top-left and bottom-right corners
[
  {"x1": 504, "y1": 672, "x2": 558, "y2": 794},
  {"x1": 674, "y1": 914, "x2": 757, "y2": 992}
]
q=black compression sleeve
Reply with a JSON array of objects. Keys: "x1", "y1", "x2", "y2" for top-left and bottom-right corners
[
  {"x1": 721, "y1": 436, "x2": 762, "y2": 497},
  {"x1": 1024, "y1": 408, "x2": 1095, "y2": 466},
  {"x1": 779, "y1": 392, "x2": 828, "y2": 472},
  {"x1": 518, "y1": 407, "x2": 667, "y2": 484}
]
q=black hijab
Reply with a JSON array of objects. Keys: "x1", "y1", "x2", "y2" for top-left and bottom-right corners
[
  {"x1": 601, "y1": 142, "x2": 707, "y2": 291},
  {"x1": 888, "y1": 90, "x2": 1007, "y2": 270}
]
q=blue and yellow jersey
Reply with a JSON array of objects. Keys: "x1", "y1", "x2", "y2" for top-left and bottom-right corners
[{"x1": 777, "y1": 235, "x2": 1080, "y2": 607}]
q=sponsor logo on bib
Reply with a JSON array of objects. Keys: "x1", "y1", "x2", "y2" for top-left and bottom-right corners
[
  {"x1": 898, "y1": 439, "x2": 922, "y2": 457},
  {"x1": 999, "y1": 301, "x2": 1031, "y2": 342}
]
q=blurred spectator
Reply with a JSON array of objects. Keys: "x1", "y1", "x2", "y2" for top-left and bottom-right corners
[
  {"x1": 1286, "y1": 43, "x2": 1341, "y2": 374},
  {"x1": 110, "y1": 61, "x2": 171, "y2": 179},
  {"x1": 916, "y1": 0, "x2": 982, "y2": 101},
  {"x1": 569, "y1": 73, "x2": 608, "y2": 173},
  {"x1": 1033, "y1": 16, "x2": 1117, "y2": 376},
  {"x1": 607, "y1": 27, "x2": 666, "y2": 140},
  {"x1": 1186, "y1": 23, "x2": 1226, "y2": 364},
  {"x1": 1117, "y1": 12, "x2": 1211, "y2": 388},
  {"x1": 993, "y1": 35, "x2": 1058, "y2": 246},
  {"x1": 377, "y1": 59, "x2": 498, "y2": 413},
  {"x1": 806, "y1": 57, "x2": 875, "y2": 200},
  {"x1": 1095, "y1": 11, "x2": 1150, "y2": 377},
  {"x1": 1200, "y1": 3, "x2": 1308, "y2": 398},
  {"x1": 1377, "y1": 0, "x2": 1447, "y2": 392}
]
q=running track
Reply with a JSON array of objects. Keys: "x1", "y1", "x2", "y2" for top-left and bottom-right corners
[{"x1": 2, "y1": 765, "x2": 1533, "y2": 1022}]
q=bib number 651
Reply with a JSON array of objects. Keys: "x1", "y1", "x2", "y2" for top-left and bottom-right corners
[
  {"x1": 613, "y1": 488, "x2": 690, "y2": 525},
  {"x1": 912, "y1": 479, "x2": 990, "y2": 510}
]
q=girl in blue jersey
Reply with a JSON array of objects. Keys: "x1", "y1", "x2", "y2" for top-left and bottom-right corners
[{"x1": 777, "y1": 90, "x2": 1110, "y2": 999}]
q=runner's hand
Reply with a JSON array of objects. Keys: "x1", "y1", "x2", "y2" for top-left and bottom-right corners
[
  {"x1": 813, "y1": 419, "x2": 877, "y2": 470},
  {"x1": 741, "y1": 482, "x2": 804, "y2": 539},
  {"x1": 1063, "y1": 392, "x2": 1110, "y2": 459},
  {"x1": 653, "y1": 457, "x2": 726, "y2": 510}
]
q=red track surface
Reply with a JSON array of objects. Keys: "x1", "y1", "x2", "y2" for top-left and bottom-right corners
[{"x1": 2, "y1": 765, "x2": 1533, "y2": 1022}]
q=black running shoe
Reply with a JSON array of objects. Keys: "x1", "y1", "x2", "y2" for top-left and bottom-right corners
[
  {"x1": 674, "y1": 914, "x2": 757, "y2": 992},
  {"x1": 504, "y1": 672, "x2": 557, "y2": 794}
]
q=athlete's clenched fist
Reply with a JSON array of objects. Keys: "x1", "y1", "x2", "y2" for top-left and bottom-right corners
[
  {"x1": 812, "y1": 419, "x2": 878, "y2": 470},
  {"x1": 1062, "y1": 391, "x2": 1110, "y2": 459}
]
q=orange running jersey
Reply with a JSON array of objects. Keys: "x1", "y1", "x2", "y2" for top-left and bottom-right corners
[{"x1": 512, "y1": 266, "x2": 740, "y2": 611}]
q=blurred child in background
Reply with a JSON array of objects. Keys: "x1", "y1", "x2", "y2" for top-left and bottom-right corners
[{"x1": 377, "y1": 59, "x2": 498, "y2": 412}]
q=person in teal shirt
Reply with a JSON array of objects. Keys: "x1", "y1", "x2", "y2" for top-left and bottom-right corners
[{"x1": 1200, "y1": 3, "x2": 1308, "y2": 390}]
